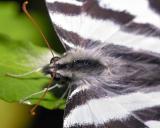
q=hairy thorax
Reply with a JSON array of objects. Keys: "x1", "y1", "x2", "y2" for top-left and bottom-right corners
[{"x1": 44, "y1": 45, "x2": 160, "y2": 93}]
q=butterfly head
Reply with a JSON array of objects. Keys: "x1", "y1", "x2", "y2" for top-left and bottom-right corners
[{"x1": 43, "y1": 48, "x2": 106, "y2": 86}]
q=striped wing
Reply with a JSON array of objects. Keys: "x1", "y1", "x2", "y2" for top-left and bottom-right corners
[
  {"x1": 45, "y1": 0, "x2": 160, "y2": 51},
  {"x1": 45, "y1": 0, "x2": 160, "y2": 128},
  {"x1": 64, "y1": 83, "x2": 160, "y2": 128},
  {"x1": 62, "y1": 45, "x2": 160, "y2": 128}
]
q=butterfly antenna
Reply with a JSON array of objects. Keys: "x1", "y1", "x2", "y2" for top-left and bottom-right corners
[
  {"x1": 30, "y1": 79, "x2": 53, "y2": 115},
  {"x1": 30, "y1": 69, "x2": 56, "y2": 115},
  {"x1": 22, "y1": 0, "x2": 56, "y2": 115},
  {"x1": 22, "y1": 0, "x2": 54, "y2": 57}
]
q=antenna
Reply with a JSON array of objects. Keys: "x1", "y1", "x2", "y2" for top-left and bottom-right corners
[
  {"x1": 22, "y1": 0, "x2": 55, "y2": 115},
  {"x1": 30, "y1": 65, "x2": 56, "y2": 115},
  {"x1": 30, "y1": 80, "x2": 52, "y2": 115},
  {"x1": 22, "y1": 0, "x2": 54, "y2": 57}
]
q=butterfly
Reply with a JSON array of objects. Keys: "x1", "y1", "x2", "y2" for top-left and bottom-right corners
[{"x1": 44, "y1": 0, "x2": 160, "y2": 128}]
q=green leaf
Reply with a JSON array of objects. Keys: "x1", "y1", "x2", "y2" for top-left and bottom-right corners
[
  {"x1": 0, "y1": 2, "x2": 42, "y2": 45},
  {"x1": 0, "y1": 2, "x2": 65, "y2": 109}
]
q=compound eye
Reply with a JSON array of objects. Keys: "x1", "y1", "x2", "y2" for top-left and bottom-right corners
[
  {"x1": 50, "y1": 56, "x2": 60, "y2": 64},
  {"x1": 54, "y1": 73, "x2": 62, "y2": 81}
]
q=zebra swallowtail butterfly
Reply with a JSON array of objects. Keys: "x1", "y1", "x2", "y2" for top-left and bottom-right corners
[{"x1": 43, "y1": 0, "x2": 160, "y2": 128}]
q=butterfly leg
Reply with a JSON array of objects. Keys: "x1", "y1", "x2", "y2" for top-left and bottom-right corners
[{"x1": 19, "y1": 83, "x2": 61, "y2": 104}]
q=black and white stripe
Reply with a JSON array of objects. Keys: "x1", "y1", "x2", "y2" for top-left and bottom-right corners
[
  {"x1": 45, "y1": 0, "x2": 160, "y2": 128},
  {"x1": 64, "y1": 84, "x2": 160, "y2": 128},
  {"x1": 46, "y1": 0, "x2": 160, "y2": 52}
]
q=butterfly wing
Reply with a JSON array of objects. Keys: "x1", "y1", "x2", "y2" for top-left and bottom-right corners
[
  {"x1": 63, "y1": 78, "x2": 160, "y2": 128},
  {"x1": 62, "y1": 45, "x2": 160, "y2": 128},
  {"x1": 45, "y1": 0, "x2": 160, "y2": 51},
  {"x1": 45, "y1": 0, "x2": 160, "y2": 128}
]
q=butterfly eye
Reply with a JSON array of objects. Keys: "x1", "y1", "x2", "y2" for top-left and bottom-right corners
[
  {"x1": 50, "y1": 56, "x2": 60, "y2": 64},
  {"x1": 54, "y1": 73, "x2": 62, "y2": 81}
]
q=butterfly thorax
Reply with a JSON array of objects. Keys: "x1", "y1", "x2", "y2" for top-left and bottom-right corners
[
  {"x1": 43, "y1": 45, "x2": 160, "y2": 92},
  {"x1": 44, "y1": 47, "x2": 107, "y2": 85}
]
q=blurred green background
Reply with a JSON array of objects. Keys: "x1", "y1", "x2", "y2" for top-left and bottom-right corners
[{"x1": 0, "y1": 0, "x2": 64, "y2": 128}]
